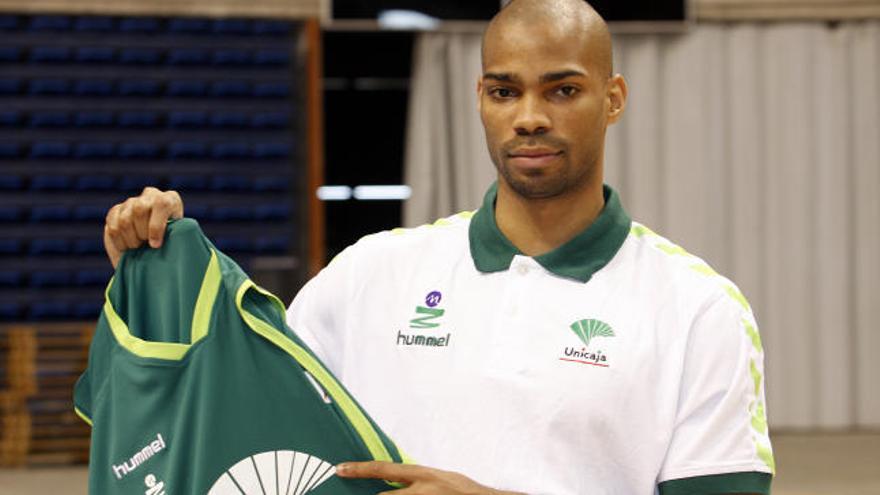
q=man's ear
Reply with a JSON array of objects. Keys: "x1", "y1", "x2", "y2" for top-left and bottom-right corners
[
  {"x1": 476, "y1": 77, "x2": 483, "y2": 113},
  {"x1": 606, "y1": 74, "x2": 628, "y2": 124}
]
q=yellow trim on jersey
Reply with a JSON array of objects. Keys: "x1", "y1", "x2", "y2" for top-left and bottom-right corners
[
  {"x1": 235, "y1": 280, "x2": 406, "y2": 471},
  {"x1": 103, "y1": 249, "x2": 221, "y2": 360},
  {"x1": 74, "y1": 406, "x2": 93, "y2": 427}
]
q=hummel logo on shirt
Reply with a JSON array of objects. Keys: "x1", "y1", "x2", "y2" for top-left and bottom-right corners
[
  {"x1": 112, "y1": 433, "x2": 167, "y2": 480},
  {"x1": 397, "y1": 291, "x2": 452, "y2": 348}
]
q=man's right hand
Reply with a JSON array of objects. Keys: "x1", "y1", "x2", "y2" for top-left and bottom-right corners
[{"x1": 103, "y1": 187, "x2": 184, "y2": 268}]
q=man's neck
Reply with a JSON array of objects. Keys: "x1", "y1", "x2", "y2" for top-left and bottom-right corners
[{"x1": 494, "y1": 179, "x2": 605, "y2": 257}]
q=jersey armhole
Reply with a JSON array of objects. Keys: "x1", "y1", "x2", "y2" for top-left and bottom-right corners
[{"x1": 659, "y1": 471, "x2": 771, "y2": 494}]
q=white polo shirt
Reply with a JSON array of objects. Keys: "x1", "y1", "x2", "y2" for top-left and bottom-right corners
[{"x1": 287, "y1": 184, "x2": 774, "y2": 495}]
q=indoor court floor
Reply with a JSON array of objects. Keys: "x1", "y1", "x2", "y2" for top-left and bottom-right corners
[{"x1": 0, "y1": 432, "x2": 877, "y2": 494}]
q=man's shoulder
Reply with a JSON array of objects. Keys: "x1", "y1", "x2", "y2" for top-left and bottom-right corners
[{"x1": 617, "y1": 222, "x2": 753, "y2": 315}]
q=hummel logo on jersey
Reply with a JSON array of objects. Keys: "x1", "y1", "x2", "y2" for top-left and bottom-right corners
[
  {"x1": 560, "y1": 319, "x2": 614, "y2": 367},
  {"x1": 397, "y1": 291, "x2": 452, "y2": 348},
  {"x1": 112, "y1": 433, "x2": 167, "y2": 480}
]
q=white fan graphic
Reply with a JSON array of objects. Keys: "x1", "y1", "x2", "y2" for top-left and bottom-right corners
[{"x1": 208, "y1": 450, "x2": 336, "y2": 495}]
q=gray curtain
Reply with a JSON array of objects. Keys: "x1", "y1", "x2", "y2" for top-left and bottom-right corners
[{"x1": 403, "y1": 22, "x2": 880, "y2": 430}]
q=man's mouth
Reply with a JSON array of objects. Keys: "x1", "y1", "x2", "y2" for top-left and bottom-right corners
[{"x1": 507, "y1": 149, "x2": 563, "y2": 168}]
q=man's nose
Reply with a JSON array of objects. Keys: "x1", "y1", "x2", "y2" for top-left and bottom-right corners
[{"x1": 512, "y1": 94, "x2": 551, "y2": 136}]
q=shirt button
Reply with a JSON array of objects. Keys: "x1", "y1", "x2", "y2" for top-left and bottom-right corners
[{"x1": 517, "y1": 265, "x2": 529, "y2": 275}]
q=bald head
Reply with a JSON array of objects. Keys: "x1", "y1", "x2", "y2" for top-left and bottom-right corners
[{"x1": 482, "y1": 0, "x2": 613, "y2": 77}]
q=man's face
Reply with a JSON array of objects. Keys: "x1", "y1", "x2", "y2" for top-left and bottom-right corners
[{"x1": 479, "y1": 21, "x2": 615, "y2": 200}]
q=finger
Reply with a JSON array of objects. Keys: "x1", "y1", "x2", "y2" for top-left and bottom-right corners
[
  {"x1": 336, "y1": 462, "x2": 424, "y2": 483},
  {"x1": 146, "y1": 191, "x2": 183, "y2": 248},
  {"x1": 104, "y1": 204, "x2": 128, "y2": 261},
  {"x1": 103, "y1": 224, "x2": 122, "y2": 269},
  {"x1": 129, "y1": 197, "x2": 151, "y2": 244},
  {"x1": 116, "y1": 200, "x2": 145, "y2": 250}
]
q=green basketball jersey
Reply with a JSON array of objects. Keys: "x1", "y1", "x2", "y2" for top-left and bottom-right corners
[{"x1": 74, "y1": 219, "x2": 407, "y2": 494}]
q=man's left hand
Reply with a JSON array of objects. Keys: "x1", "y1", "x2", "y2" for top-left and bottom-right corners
[{"x1": 335, "y1": 461, "x2": 524, "y2": 495}]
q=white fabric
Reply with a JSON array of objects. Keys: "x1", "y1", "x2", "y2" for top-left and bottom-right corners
[
  {"x1": 403, "y1": 22, "x2": 880, "y2": 429},
  {"x1": 286, "y1": 214, "x2": 772, "y2": 494}
]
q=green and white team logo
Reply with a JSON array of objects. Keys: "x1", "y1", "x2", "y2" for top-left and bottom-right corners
[
  {"x1": 397, "y1": 291, "x2": 452, "y2": 348},
  {"x1": 208, "y1": 450, "x2": 335, "y2": 495},
  {"x1": 560, "y1": 319, "x2": 614, "y2": 367}
]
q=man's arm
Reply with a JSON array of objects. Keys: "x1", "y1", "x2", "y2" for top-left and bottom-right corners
[
  {"x1": 336, "y1": 461, "x2": 525, "y2": 495},
  {"x1": 103, "y1": 187, "x2": 184, "y2": 267}
]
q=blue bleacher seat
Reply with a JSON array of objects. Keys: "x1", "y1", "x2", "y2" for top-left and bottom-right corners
[
  {"x1": 210, "y1": 111, "x2": 248, "y2": 128},
  {"x1": 75, "y1": 175, "x2": 115, "y2": 190},
  {"x1": 211, "y1": 142, "x2": 250, "y2": 159},
  {"x1": 0, "y1": 205, "x2": 23, "y2": 222},
  {"x1": 29, "y1": 111, "x2": 70, "y2": 127},
  {"x1": 252, "y1": 142, "x2": 291, "y2": 159},
  {"x1": 212, "y1": 19, "x2": 252, "y2": 35},
  {"x1": 168, "y1": 141, "x2": 207, "y2": 159},
  {"x1": 119, "y1": 47, "x2": 162, "y2": 65},
  {"x1": 73, "y1": 206, "x2": 108, "y2": 222},
  {"x1": 210, "y1": 80, "x2": 251, "y2": 97},
  {"x1": 29, "y1": 16, "x2": 72, "y2": 32},
  {"x1": 212, "y1": 49, "x2": 250, "y2": 66},
  {"x1": 250, "y1": 112, "x2": 289, "y2": 129},
  {"x1": 0, "y1": 47, "x2": 22, "y2": 62},
  {"x1": 0, "y1": 302, "x2": 22, "y2": 320},
  {"x1": 30, "y1": 142, "x2": 72, "y2": 159},
  {"x1": 30, "y1": 175, "x2": 71, "y2": 190},
  {"x1": 118, "y1": 111, "x2": 160, "y2": 127},
  {"x1": 30, "y1": 205, "x2": 71, "y2": 222},
  {"x1": 211, "y1": 205, "x2": 253, "y2": 221},
  {"x1": 75, "y1": 268, "x2": 111, "y2": 286},
  {"x1": 29, "y1": 46, "x2": 72, "y2": 63},
  {"x1": 75, "y1": 111, "x2": 114, "y2": 127},
  {"x1": 119, "y1": 17, "x2": 160, "y2": 33},
  {"x1": 253, "y1": 49, "x2": 290, "y2": 66},
  {"x1": 29, "y1": 238, "x2": 70, "y2": 255},
  {"x1": 210, "y1": 176, "x2": 250, "y2": 191},
  {"x1": 167, "y1": 175, "x2": 208, "y2": 191},
  {"x1": 184, "y1": 204, "x2": 209, "y2": 220},
  {"x1": 29, "y1": 301, "x2": 73, "y2": 320},
  {"x1": 0, "y1": 110, "x2": 21, "y2": 126},
  {"x1": 0, "y1": 175, "x2": 23, "y2": 189},
  {"x1": 168, "y1": 111, "x2": 207, "y2": 128},
  {"x1": 252, "y1": 81, "x2": 290, "y2": 98},
  {"x1": 118, "y1": 142, "x2": 161, "y2": 159},
  {"x1": 254, "y1": 204, "x2": 290, "y2": 221},
  {"x1": 0, "y1": 239, "x2": 22, "y2": 254},
  {"x1": 0, "y1": 270, "x2": 23, "y2": 286},
  {"x1": 253, "y1": 176, "x2": 289, "y2": 192},
  {"x1": 167, "y1": 18, "x2": 210, "y2": 34},
  {"x1": 0, "y1": 16, "x2": 19, "y2": 30},
  {"x1": 72, "y1": 301, "x2": 103, "y2": 319},
  {"x1": 74, "y1": 16, "x2": 115, "y2": 32},
  {"x1": 73, "y1": 237, "x2": 105, "y2": 253},
  {"x1": 252, "y1": 21, "x2": 290, "y2": 36},
  {"x1": 255, "y1": 236, "x2": 289, "y2": 253},
  {"x1": 118, "y1": 78, "x2": 162, "y2": 95},
  {"x1": 28, "y1": 78, "x2": 70, "y2": 95},
  {"x1": 167, "y1": 80, "x2": 207, "y2": 97},
  {"x1": 0, "y1": 142, "x2": 21, "y2": 158},
  {"x1": 213, "y1": 237, "x2": 252, "y2": 253},
  {"x1": 119, "y1": 175, "x2": 160, "y2": 192},
  {"x1": 75, "y1": 46, "x2": 115, "y2": 63},
  {"x1": 167, "y1": 48, "x2": 209, "y2": 65},
  {"x1": 74, "y1": 142, "x2": 115, "y2": 159},
  {"x1": 0, "y1": 78, "x2": 21, "y2": 94},
  {"x1": 74, "y1": 79, "x2": 114, "y2": 96}
]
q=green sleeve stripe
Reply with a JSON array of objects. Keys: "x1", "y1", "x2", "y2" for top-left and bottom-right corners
[
  {"x1": 74, "y1": 406, "x2": 93, "y2": 427},
  {"x1": 659, "y1": 471, "x2": 771, "y2": 495},
  {"x1": 103, "y1": 249, "x2": 221, "y2": 360},
  {"x1": 235, "y1": 280, "x2": 408, "y2": 482}
]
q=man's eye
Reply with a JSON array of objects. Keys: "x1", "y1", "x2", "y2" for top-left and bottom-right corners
[
  {"x1": 556, "y1": 85, "x2": 579, "y2": 97},
  {"x1": 490, "y1": 88, "x2": 516, "y2": 98}
]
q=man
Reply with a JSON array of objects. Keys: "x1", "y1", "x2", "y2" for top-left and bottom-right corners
[{"x1": 104, "y1": 1, "x2": 774, "y2": 493}]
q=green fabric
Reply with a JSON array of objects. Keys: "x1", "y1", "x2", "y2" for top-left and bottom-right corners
[
  {"x1": 659, "y1": 472, "x2": 772, "y2": 495},
  {"x1": 73, "y1": 218, "x2": 405, "y2": 494},
  {"x1": 468, "y1": 182, "x2": 632, "y2": 282}
]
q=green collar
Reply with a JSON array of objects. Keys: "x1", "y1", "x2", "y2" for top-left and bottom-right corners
[{"x1": 468, "y1": 182, "x2": 631, "y2": 283}]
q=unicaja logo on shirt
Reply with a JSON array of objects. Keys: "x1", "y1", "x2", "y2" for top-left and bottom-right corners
[
  {"x1": 396, "y1": 291, "x2": 452, "y2": 348},
  {"x1": 560, "y1": 319, "x2": 614, "y2": 367}
]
